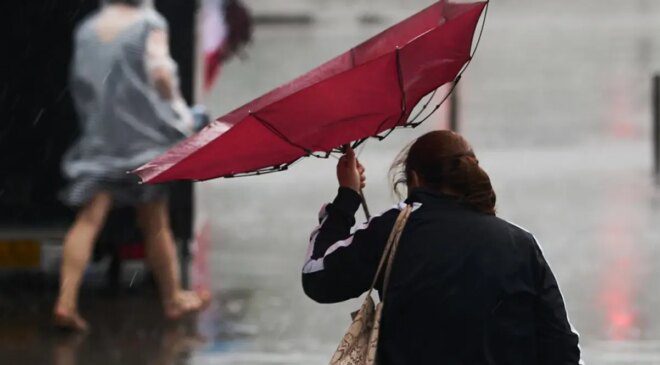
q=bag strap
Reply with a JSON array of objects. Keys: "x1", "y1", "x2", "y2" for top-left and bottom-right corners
[
  {"x1": 381, "y1": 205, "x2": 411, "y2": 301},
  {"x1": 366, "y1": 204, "x2": 412, "y2": 299}
]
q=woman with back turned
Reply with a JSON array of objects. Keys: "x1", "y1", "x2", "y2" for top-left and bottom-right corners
[{"x1": 302, "y1": 131, "x2": 581, "y2": 364}]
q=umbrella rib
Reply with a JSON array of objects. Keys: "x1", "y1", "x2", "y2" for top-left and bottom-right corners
[
  {"x1": 250, "y1": 112, "x2": 319, "y2": 157},
  {"x1": 371, "y1": 48, "x2": 408, "y2": 140},
  {"x1": 225, "y1": 158, "x2": 302, "y2": 178},
  {"x1": 407, "y1": 75, "x2": 461, "y2": 127},
  {"x1": 369, "y1": 1, "x2": 490, "y2": 139},
  {"x1": 351, "y1": 137, "x2": 368, "y2": 150},
  {"x1": 407, "y1": 88, "x2": 438, "y2": 125},
  {"x1": 394, "y1": 47, "x2": 408, "y2": 127},
  {"x1": 404, "y1": 0, "x2": 489, "y2": 128}
]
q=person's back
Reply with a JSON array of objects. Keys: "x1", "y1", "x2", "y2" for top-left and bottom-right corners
[
  {"x1": 64, "y1": 2, "x2": 191, "y2": 191},
  {"x1": 377, "y1": 189, "x2": 578, "y2": 364},
  {"x1": 302, "y1": 131, "x2": 581, "y2": 364}
]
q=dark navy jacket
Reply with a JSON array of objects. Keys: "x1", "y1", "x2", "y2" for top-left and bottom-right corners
[{"x1": 303, "y1": 187, "x2": 581, "y2": 365}]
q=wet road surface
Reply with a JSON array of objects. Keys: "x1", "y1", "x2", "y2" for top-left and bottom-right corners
[{"x1": 3, "y1": 0, "x2": 660, "y2": 363}]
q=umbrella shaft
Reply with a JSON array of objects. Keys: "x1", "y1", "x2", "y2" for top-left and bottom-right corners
[{"x1": 359, "y1": 189, "x2": 371, "y2": 220}]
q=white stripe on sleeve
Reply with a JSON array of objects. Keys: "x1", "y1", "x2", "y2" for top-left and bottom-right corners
[{"x1": 302, "y1": 202, "x2": 422, "y2": 274}]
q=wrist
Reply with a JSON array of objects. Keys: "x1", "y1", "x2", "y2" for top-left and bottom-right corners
[
  {"x1": 333, "y1": 187, "x2": 362, "y2": 215},
  {"x1": 338, "y1": 183, "x2": 359, "y2": 193}
]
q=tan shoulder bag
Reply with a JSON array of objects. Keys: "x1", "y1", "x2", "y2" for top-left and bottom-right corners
[{"x1": 329, "y1": 204, "x2": 413, "y2": 365}]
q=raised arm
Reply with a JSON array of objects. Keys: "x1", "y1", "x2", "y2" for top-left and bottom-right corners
[
  {"x1": 302, "y1": 187, "x2": 397, "y2": 303},
  {"x1": 302, "y1": 148, "x2": 397, "y2": 303}
]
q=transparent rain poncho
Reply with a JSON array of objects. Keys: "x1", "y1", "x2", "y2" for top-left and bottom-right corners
[{"x1": 61, "y1": 0, "x2": 193, "y2": 206}]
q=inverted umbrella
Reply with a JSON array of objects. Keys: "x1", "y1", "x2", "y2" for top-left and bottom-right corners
[{"x1": 135, "y1": 0, "x2": 488, "y2": 184}]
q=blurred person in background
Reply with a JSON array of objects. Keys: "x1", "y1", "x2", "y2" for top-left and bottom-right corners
[
  {"x1": 54, "y1": 0, "x2": 209, "y2": 331},
  {"x1": 201, "y1": 0, "x2": 253, "y2": 91},
  {"x1": 303, "y1": 131, "x2": 581, "y2": 364}
]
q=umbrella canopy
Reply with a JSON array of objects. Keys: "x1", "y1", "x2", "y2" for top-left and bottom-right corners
[{"x1": 135, "y1": 0, "x2": 488, "y2": 183}]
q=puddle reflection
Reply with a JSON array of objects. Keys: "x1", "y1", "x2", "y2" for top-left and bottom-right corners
[{"x1": 0, "y1": 272, "x2": 260, "y2": 365}]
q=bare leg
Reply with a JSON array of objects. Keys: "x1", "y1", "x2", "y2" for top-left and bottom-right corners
[
  {"x1": 137, "y1": 200, "x2": 209, "y2": 319},
  {"x1": 54, "y1": 192, "x2": 112, "y2": 331}
]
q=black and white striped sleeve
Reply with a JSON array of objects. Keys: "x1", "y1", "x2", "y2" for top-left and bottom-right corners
[{"x1": 302, "y1": 187, "x2": 398, "y2": 304}]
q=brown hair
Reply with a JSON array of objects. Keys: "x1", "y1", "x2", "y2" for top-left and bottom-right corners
[{"x1": 390, "y1": 130, "x2": 496, "y2": 215}]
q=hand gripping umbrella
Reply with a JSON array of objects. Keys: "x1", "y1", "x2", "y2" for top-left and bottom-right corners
[{"x1": 135, "y1": 0, "x2": 489, "y2": 215}]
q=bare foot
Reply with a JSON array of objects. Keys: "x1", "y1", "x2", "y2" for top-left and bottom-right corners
[
  {"x1": 53, "y1": 306, "x2": 89, "y2": 332},
  {"x1": 163, "y1": 290, "x2": 211, "y2": 320}
]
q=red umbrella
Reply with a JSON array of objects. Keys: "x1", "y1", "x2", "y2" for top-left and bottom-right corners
[{"x1": 135, "y1": 0, "x2": 488, "y2": 183}]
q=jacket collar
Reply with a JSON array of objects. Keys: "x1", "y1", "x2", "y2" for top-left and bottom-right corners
[{"x1": 406, "y1": 187, "x2": 469, "y2": 210}]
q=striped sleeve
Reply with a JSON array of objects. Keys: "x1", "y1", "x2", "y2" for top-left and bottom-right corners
[{"x1": 302, "y1": 187, "x2": 399, "y2": 304}]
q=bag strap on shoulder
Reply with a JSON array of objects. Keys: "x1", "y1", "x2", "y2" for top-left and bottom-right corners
[{"x1": 366, "y1": 204, "x2": 412, "y2": 300}]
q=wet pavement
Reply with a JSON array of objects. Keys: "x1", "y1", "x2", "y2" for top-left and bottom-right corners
[{"x1": 3, "y1": 0, "x2": 660, "y2": 363}]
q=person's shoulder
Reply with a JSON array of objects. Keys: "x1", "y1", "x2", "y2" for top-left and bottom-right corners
[
  {"x1": 353, "y1": 202, "x2": 410, "y2": 231},
  {"x1": 143, "y1": 8, "x2": 169, "y2": 31},
  {"x1": 362, "y1": 203, "x2": 401, "y2": 225},
  {"x1": 386, "y1": 201, "x2": 423, "y2": 219},
  {"x1": 74, "y1": 11, "x2": 100, "y2": 40},
  {"x1": 493, "y1": 216, "x2": 538, "y2": 246}
]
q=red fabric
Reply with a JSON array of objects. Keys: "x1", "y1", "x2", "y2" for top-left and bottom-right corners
[
  {"x1": 135, "y1": 1, "x2": 487, "y2": 183},
  {"x1": 204, "y1": 46, "x2": 224, "y2": 92}
]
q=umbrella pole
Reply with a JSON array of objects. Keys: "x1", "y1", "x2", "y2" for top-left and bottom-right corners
[{"x1": 359, "y1": 189, "x2": 371, "y2": 220}]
